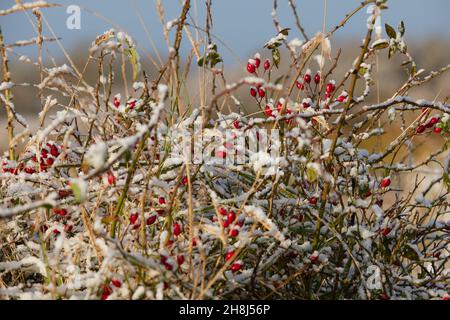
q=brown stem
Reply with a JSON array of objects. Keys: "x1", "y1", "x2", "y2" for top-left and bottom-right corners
[{"x1": 0, "y1": 27, "x2": 15, "y2": 160}]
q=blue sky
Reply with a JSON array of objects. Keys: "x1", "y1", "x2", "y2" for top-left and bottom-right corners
[{"x1": 1, "y1": 0, "x2": 449, "y2": 64}]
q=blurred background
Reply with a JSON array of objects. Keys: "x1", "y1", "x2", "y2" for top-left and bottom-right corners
[{"x1": 0, "y1": 0, "x2": 449, "y2": 152}]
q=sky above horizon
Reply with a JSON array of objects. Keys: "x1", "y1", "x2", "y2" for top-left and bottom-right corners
[{"x1": 1, "y1": 0, "x2": 450, "y2": 64}]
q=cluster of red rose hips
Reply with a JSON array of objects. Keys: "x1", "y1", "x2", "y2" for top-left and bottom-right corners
[
  {"x1": 36, "y1": 207, "x2": 73, "y2": 236},
  {"x1": 296, "y1": 69, "x2": 320, "y2": 90},
  {"x1": 264, "y1": 99, "x2": 292, "y2": 119},
  {"x1": 224, "y1": 249, "x2": 243, "y2": 272},
  {"x1": 113, "y1": 94, "x2": 137, "y2": 110},
  {"x1": 244, "y1": 54, "x2": 351, "y2": 123},
  {"x1": 33, "y1": 142, "x2": 61, "y2": 171},
  {"x1": 2, "y1": 143, "x2": 61, "y2": 174},
  {"x1": 128, "y1": 196, "x2": 169, "y2": 229},
  {"x1": 1, "y1": 160, "x2": 20, "y2": 174},
  {"x1": 246, "y1": 53, "x2": 270, "y2": 75},
  {"x1": 52, "y1": 207, "x2": 73, "y2": 235},
  {"x1": 247, "y1": 53, "x2": 271, "y2": 103},
  {"x1": 296, "y1": 69, "x2": 347, "y2": 106},
  {"x1": 159, "y1": 221, "x2": 187, "y2": 271},
  {"x1": 160, "y1": 250, "x2": 187, "y2": 271},
  {"x1": 416, "y1": 116, "x2": 441, "y2": 134},
  {"x1": 215, "y1": 207, "x2": 244, "y2": 238},
  {"x1": 100, "y1": 278, "x2": 122, "y2": 300}
]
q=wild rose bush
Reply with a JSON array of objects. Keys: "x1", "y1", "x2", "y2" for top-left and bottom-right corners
[{"x1": 0, "y1": 0, "x2": 449, "y2": 300}]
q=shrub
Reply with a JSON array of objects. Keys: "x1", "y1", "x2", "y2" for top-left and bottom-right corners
[{"x1": 0, "y1": 0, "x2": 448, "y2": 300}]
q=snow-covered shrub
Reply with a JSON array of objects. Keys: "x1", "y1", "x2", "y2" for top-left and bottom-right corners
[{"x1": 0, "y1": 0, "x2": 448, "y2": 300}]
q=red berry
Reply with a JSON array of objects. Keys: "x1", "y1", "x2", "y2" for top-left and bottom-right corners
[
  {"x1": 100, "y1": 285, "x2": 112, "y2": 300},
  {"x1": 129, "y1": 213, "x2": 139, "y2": 225},
  {"x1": 222, "y1": 219, "x2": 230, "y2": 228},
  {"x1": 229, "y1": 229, "x2": 239, "y2": 237},
  {"x1": 233, "y1": 120, "x2": 241, "y2": 129},
  {"x1": 173, "y1": 222, "x2": 182, "y2": 236},
  {"x1": 310, "y1": 253, "x2": 319, "y2": 263},
  {"x1": 309, "y1": 197, "x2": 317, "y2": 205},
  {"x1": 263, "y1": 59, "x2": 270, "y2": 70},
  {"x1": 231, "y1": 262, "x2": 242, "y2": 272},
  {"x1": 216, "y1": 150, "x2": 227, "y2": 158},
  {"x1": 296, "y1": 81, "x2": 304, "y2": 90},
  {"x1": 326, "y1": 83, "x2": 334, "y2": 93},
  {"x1": 158, "y1": 197, "x2": 166, "y2": 205},
  {"x1": 46, "y1": 157, "x2": 54, "y2": 166},
  {"x1": 57, "y1": 208, "x2": 68, "y2": 216},
  {"x1": 164, "y1": 262, "x2": 173, "y2": 271},
  {"x1": 247, "y1": 62, "x2": 256, "y2": 74},
  {"x1": 434, "y1": 127, "x2": 442, "y2": 133},
  {"x1": 41, "y1": 150, "x2": 48, "y2": 158},
  {"x1": 254, "y1": 57, "x2": 261, "y2": 68},
  {"x1": 50, "y1": 145, "x2": 59, "y2": 157},
  {"x1": 427, "y1": 117, "x2": 439, "y2": 128},
  {"x1": 430, "y1": 117, "x2": 439, "y2": 125},
  {"x1": 265, "y1": 105, "x2": 273, "y2": 117},
  {"x1": 416, "y1": 125, "x2": 426, "y2": 134},
  {"x1": 314, "y1": 73, "x2": 320, "y2": 84},
  {"x1": 58, "y1": 189, "x2": 70, "y2": 198},
  {"x1": 132, "y1": 223, "x2": 140, "y2": 230},
  {"x1": 304, "y1": 74, "x2": 311, "y2": 84},
  {"x1": 219, "y1": 208, "x2": 228, "y2": 216},
  {"x1": 250, "y1": 87, "x2": 257, "y2": 97},
  {"x1": 146, "y1": 215, "x2": 157, "y2": 225},
  {"x1": 258, "y1": 88, "x2": 265, "y2": 98},
  {"x1": 277, "y1": 101, "x2": 286, "y2": 114},
  {"x1": 381, "y1": 227, "x2": 391, "y2": 236},
  {"x1": 107, "y1": 172, "x2": 116, "y2": 185},
  {"x1": 380, "y1": 177, "x2": 391, "y2": 188},
  {"x1": 225, "y1": 250, "x2": 235, "y2": 261},
  {"x1": 24, "y1": 167, "x2": 36, "y2": 174},
  {"x1": 302, "y1": 102, "x2": 310, "y2": 109},
  {"x1": 113, "y1": 97, "x2": 120, "y2": 108},
  {"x1": 337, "y1": 95, "x2": 346, "y2": 102},
  {"x1": 157, "y1": 209, "x2": 165, "y2": 216},
  {"x1": 227, "y1": 210, "x2": 236, "y2": 223},
  {"x1": 111, "y1": 279, "x2": 122, "y2": 288},
  {"x1": 182, "y1": 176, "x2": 188, "y2": 185},
  {"x1": 128, "y1": 100, "x2": 136, "y2": 109},
  {"x1": 177, "y1": 255, "x2": 185, "y2": 265}
]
